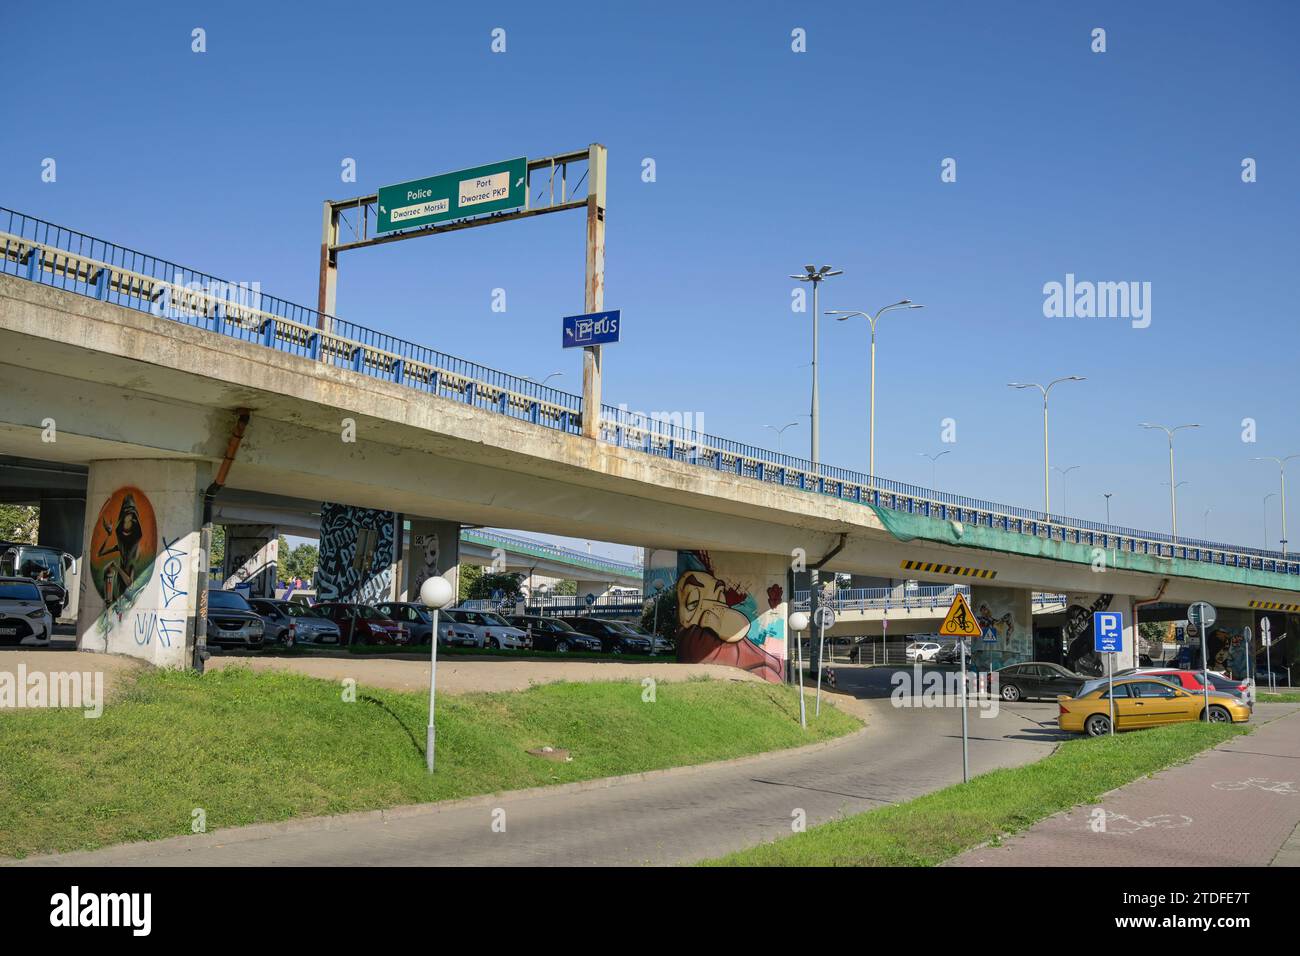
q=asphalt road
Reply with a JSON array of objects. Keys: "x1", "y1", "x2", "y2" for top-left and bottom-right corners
[{"x1": 14, "y1": 664, "x2": 1065, "y2": 867}]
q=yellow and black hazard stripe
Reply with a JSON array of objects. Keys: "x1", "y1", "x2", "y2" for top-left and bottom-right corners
[
  {"x1": 1248, "y1": 599, "x2": 1300, "y2": 613},
  {"x1": 901, "y1": 559, "x2": 996, "y2": 579}
]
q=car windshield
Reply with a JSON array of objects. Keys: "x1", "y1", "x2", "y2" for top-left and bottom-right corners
[
  {"x1": 0, "y1": 581, "x2": 42, "y2": 601},
  {"x1": 480, "y1": 613, "x2": 510, "y2": 627},
  {"x1": 208, "y1": 590, "x2": 252, "y2": 611},
  {"x1": 15, "y1": 551, "x2": 64, "y2": 584},
  {"x1": 355, "y1": 606, "x2": 387, "y2": 620},
  {"x1": 281, "y1": 603, "x2": 315, "y2": 618}
]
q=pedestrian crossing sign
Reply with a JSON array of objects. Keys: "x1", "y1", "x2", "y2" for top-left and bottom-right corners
[{"x1": 939, "y1": 592, "x2": 982, "y2": 638}]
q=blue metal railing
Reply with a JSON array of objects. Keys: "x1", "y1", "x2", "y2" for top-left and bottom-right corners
[
  {"x1": 791, "y1": 586, "x2": 1069, "y2": 612},
  {"x1": 460, "y1": 528, "x2": 641, "y2": 577},
  {"x1": 5, "y1": 204, "x2": 1299, "y2": 579}
]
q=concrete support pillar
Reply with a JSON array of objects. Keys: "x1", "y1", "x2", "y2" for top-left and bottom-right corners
[
  {"x1": 969, "y1": 584, "x2": 1034, "y2": 671},
  {"x1": 575, "y1": 579, "x2": 612, "y2": 605},
  {"x1": 315, "y1": 502, "x2": 399, "y2": 604},
  {"x1": 221, "y1": 524, "x2": 278, "y2": 599},
  {"x1": 673, "y1": 550, "x2": 789, "y2": 683},
  {"x1": 401, "y1": 518, "x2": 460, "y2": 602},
  {"x1": 39, "y1": 493, "x2": 86, "y2": 621},
  {"x1": 76, "y1": 459, "x2": 207, "y2": 669},
  {"x1": 1059, "y1": 591, "x2": 1125, "y2": 677}
]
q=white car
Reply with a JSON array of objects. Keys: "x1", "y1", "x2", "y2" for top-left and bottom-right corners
[
  {"x1": 905, "y1": 641, "x2": 943, "y2": 662},
  {"x1": 0, "y1": 576, "x2": 54, "y2": 646},
  {"x1": 447, "y1": 609, "x2": 530, "y2": 649}
]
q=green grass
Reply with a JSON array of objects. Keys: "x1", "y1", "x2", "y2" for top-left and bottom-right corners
[
  {"x1": 342, "y1": 643, "x2": 667, "y2": 663},
  {"x1": 705, "y1": 720, "x2": 1246, "y2": 866},
  {"x1": 0, "y1": 667, "x2": 858, "y2": 858},
  {"x1": 1258, "y1": 691, "x2": 1300, "y2": 703}
]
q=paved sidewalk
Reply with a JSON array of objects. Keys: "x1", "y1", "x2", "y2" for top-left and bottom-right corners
[
  {"x1": 950, "y1": 706, "x2": 1300, "y2": 867},
  {"x1": 11, "y1": 668, "x2": 1062, "y2": 867}
]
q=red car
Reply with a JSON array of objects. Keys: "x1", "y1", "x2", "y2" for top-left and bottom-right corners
[
  {"x1": 1134, "y1": 668, "x2": 1252, "y2": 702},
  {"x1": 312, "y1": 603, "x2": 408, "y2": 646}
]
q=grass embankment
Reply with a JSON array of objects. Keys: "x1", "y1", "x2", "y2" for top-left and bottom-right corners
[
  {"x1": 1258, "y1": 692, "x2": 1300, "y2": 703},
  {"x1": 342, "y1": 643, "x2": 666, "y2": 664},
  {"x1": 707, "y1": 720, "x2": 1246, "y2": 866},
  {"x1": 0, "y1": 667, "x2": 858, "y2": 858}
]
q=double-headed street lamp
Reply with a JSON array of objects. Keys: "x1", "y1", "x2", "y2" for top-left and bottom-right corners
[
  {"x1": 918, "y1": 449, "x2": 951, "y2": 489},
  {"x1": 826, "y1": 301, "x2": 924, "y2": 481},
  {"x1": 1140, "y1": 423, "x2": 1200, "y2": 542},
  {"x1": 1008, "y1": 376, "x2": 1086, "y2": 515},
  {"x1": 789, "y1": 265, "x2": 842, "y2": 465},
  {"x1": 1252, "y1": 454, "x2": 1300, "y2": 556},
  {"x1": 1053, "y1": 464, "x2": 1080, "y2": 515},
  {"x1": 763, "y1": 421, "x2": 800, "y2": 455}
]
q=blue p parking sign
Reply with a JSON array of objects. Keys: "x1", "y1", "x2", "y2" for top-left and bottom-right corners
[{"x1": 1093, "y1": 611, "x2": 1123, "y2": 654}]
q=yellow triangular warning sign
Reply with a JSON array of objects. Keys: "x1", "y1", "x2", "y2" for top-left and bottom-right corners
[{"x1": 938, "y1": 592, "x2": 982, "y2": 638}]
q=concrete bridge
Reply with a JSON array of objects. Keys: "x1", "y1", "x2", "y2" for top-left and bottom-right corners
[{"x1": 2, "y1": 209, "x2": 1297, "y2": 680}]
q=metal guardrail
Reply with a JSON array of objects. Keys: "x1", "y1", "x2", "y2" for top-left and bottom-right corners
[
  {"x1": 6, "y1": 204, "x2": 1300, "y2": 580},
  {"x1": 790, "y1": 586, "x2": 1069, "y2": 613},
  {"x1": 459, "y1": 528, "x2": 641, "y2": 577}
]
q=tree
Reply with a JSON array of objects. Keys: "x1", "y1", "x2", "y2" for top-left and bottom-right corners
[
  {"x1": 0, "y1": 505, "x2": 38, "y2": 544},
  {"x1": 458, "y1": 564, "x2": 482, "y2": 602},
  {"x1": 554, "y1": 579, "x2": 577, "y2": 596}
]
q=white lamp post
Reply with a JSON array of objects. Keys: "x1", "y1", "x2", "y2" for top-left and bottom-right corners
[
  {"x1": 788, "y1": 265, "x2": 842, "y2": 466},
  {"x1": 1252, "y1": 455, "x2": 1300, "y2": 557},
  {"x1": 1009, "y1": 376, "x2": 1085, "y2": 515},
  {"x1": 419, "y1": 574, "x2": 456, "y2": 772},
  {"x1": 789, "y1": 610, "x2": 810, "y2": 728}
]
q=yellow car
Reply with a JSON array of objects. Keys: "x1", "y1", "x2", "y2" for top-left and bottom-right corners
[{"x1": 1057, "y1": 676, "x2": 1251, "y2": 737}]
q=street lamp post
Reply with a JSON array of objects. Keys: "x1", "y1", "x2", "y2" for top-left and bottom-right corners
[
  {"x1": 418, "y1": 575, "x2": 456, "y2": 773},
  {"x1": 1264, "y1": 492, "x2": 1277, "y2": 551},
  {"x1": 789, "y1": 265, "x2": 842, "y2": 466},
  {"x1": 1203, "y1": 507, "x2": 1212, "y2": 540},
  {"x1": 1141, "y1": 423, "x2": 1200, "y2": 543},
  {"x1": 1103, "y1": 492, "x2": 1113, "y2": 526},
  {"x1": 763, "y1": 421, "x2": 800, "y2": 456},
  {"x1": 524, "y1": 371, "x2": 564, "y2": 388},
  {"x1": 1009, "y1": 377, "x2": 1086, "y2": 515},
  {"x1": 1052, "y1": 464, "x2": 1080, "y2": 516},
  {"x1": 1252, "y1": 455, "x2": 1300, "y2": 557},
  {"x1": 918, "y1": 450, "x2": 951, "y2": 489},
  {"x1": 827, "y1": 301, "x2": 925, "y2": 481}
]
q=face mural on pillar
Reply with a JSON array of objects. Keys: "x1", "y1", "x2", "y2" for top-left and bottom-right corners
[
  {"x1": 674, "y1": 551, "x2": 785, "y2": 683},
  {"x1": 88, "y1": 486, "x2": 158, "y2": 625}
]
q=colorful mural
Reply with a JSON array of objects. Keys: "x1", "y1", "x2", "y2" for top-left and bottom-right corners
[
  {"x1": 674, "y1": 550, "x2": 785, "y2": 683},
  {"x1": 970, "y1": 585, "x2": 1032, "y2": 669},
  {"x1": 88, "y1": 486, "x2": 158, "y2": 629}
]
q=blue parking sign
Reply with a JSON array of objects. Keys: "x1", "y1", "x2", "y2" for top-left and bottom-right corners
[{"x1": 1093, "y1": 611, "x2": 1123, "y2": 654}]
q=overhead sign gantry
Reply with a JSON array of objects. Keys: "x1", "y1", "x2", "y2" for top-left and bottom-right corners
[{"x1": 318, "y1": 144, "x2": 608, "y2": 438}]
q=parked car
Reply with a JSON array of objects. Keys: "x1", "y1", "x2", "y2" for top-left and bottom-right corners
[
  {"x1": 506, "y1": 615, "x2": 603, "y2": 653},
  {"x1": 447, "y1": 609, "x2": 530, "y2": 649},
  {"x1": 205, "y1": 588, "x2": 266, "y2": 650},
  {"x1": 611, "y1": 621, "x2": 674, "y2": 655},
  {"x1": 560, "y1": 617, "x2": 652, "y2": 655},
  {"x1": 1058, "y1": 676, "x2": 1251, "y2": 736},
  {"x1": 0, "y1": 542, "x2": 71, "y2": 618},
  {"x1": 996, "y1": 662, "x2": 1088, "y2": 702},
  {"x1": 1117, "y1": 667, "x2": 1253, "y2": 703},
  {"x1": 935, "y1": 640, "x2": 970, "y2": 665},
  {"x1": 0, "y1": 577, "x2": 53, "y2": 646},
  {"x1": 905, "y1": 641, "x2": 943, "y2": 662},
  {"x1": 432, "y1": 610, "x2": 483, "y2": 647},
  {"x1": 248, "y1": 598, "x2": 342, "y2": 646},
  {"x1": 312, "y1": 603, "x2": 408, "y2": 646},
  {"x1": 374, "y1": 602, "x2": 435, "y2": 644}
]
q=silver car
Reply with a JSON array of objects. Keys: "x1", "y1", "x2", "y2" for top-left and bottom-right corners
[
  {"x1": 0, "y1": 577, "x2": 54, "y2": 646},
  {"x1": 447, "y1": 609, "x2": 530, "y2": 649}
]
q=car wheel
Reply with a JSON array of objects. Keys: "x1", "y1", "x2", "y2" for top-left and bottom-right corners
[
  {"x1": 1085, "y1": 713, "x2": 1111, "y2": 737},
  {"x1": 1207, "y1": 705, "x2": 1231, "y2": 723},
  {"x1": 555, "y1": 640, "x2": 570, "y2": 653},
  {"x1": 609, "y1": 644, "x2": 623, "y2": 656},
  {"x1": 487, "y1": 637, "x2": 500, "y2": 649},
  {"x1": 1001, "y1": 683, "x2": 1021, "y2": 702}
]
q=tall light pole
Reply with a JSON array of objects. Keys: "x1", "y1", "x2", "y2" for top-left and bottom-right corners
[
  {"x1": 1203, "y1": 507, "x2": 1213, "y2": 540},
  {"x1": 524, "y1": 371, "x2": 564, "y2": 388},
  {"x1": 1264, "y1": 492, "x2": 1277, "y2": 551},
  {"x1": 1102, "y1": 492, "x2": 1113, "y2": 526},
  {"x1": 789, "y1": 265, "x2": 842, "y2": 465},
  {"x1": 1141, "y1": 423, "x2": 1200, "y2": 542},
  {"x1": 1053, "y1": 465, "x2": 1080, "y2": 515},
  {"x1": 1252, "y1": 455, "x2": 1300, "y2": 556},
  {"x1": 827, "y1": 301, "x2": 925, "y2": 480},
  {"x1": 1008, "y1": 376, "x2": 1085, "y2": 515},
  {"x1": 918, "y1": 449, "x2": 951, "y2": 489},
  {"x1": 763, "y1": 421, "x2": 800, "y2": 456}
]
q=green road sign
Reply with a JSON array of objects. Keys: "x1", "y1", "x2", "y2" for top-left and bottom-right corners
[{"x1": 377, "y1": 157, "x2": 527, "y2": 233}]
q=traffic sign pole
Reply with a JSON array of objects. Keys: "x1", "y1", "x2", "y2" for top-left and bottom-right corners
[
  {"x1": 959, "y1": 633, "x2": 969, "y2": 782},
  {"x1": 1093, "y1": 611, "x2": 1124, "y2": 735},
  {"x1": 939, "y1": 593, "x2": 982, "y2": 785},
  {"x1": 1191, "y1": 602, "x2": 1216, "y2": 721}
]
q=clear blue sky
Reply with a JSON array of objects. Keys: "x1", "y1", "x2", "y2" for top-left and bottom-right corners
[{"x1": 4, "y1": 1, "x2": 1297, "y2": 561}]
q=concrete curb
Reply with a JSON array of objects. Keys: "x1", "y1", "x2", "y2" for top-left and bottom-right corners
[{"x1": 3, "y1": 719, "x2": 869, "y2": 866}]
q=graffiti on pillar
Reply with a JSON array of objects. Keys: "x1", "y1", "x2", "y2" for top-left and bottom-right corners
[
  {"x1": 969, "y1": 585, "x2": 1031, "y2": 670},
  {"x1": 316, "y1": 503, "x2": 396, "y2": 604},
  {"x1": 1063, "y1": 593, "x2": 1115, "y2": 676},
  {"x1": 412, "y1": 532, "x2": 440, "y2": 596},
  {"x1": 88, "y1": 487, "x2": 158, "y2": 633},
  {"x1": 674, "y1": 551, "x2": 784, "y2": 683}
]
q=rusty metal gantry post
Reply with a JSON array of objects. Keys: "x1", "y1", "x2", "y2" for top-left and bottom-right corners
[{"x1": 316, "y1": 144, "x2": 608, "y2": 438}]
